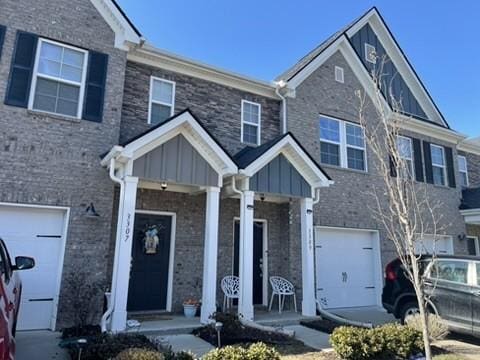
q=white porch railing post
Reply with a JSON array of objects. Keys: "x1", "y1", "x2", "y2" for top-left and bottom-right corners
[
  {"x1": 111, "y1": 176, "x2": 138, "y2": 331},
  {"x1": 238, "y1": 190, "x2": 254, "y2": 321},
  {"x1": 301, "y1": 197, "x2": 316, "y2": 316},
  {"x1": 201, "y1": 186, "x2": 221, "y2": 324}
]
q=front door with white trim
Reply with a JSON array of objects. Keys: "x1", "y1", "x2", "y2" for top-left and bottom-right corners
[
  {"x1": 0, "y1": 205, "x2": 67, "y2": 330},
  {"x1": 127, "y1": 213, "x2": 172, "y2": 312}
]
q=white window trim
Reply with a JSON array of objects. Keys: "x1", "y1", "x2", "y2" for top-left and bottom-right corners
[
  {"x1": 364, "y1": 43, "x2": 377, "y2": 64},
  {"x1": 334, "y1": 66, "x2": 344, "y2": 83},
  {"x1": 319, "y1": 115, "x2": 367, "y2": 172},
  {"x1": 148, "y1": 76, "x2": 176, "y2": 125},
  {"x1": 241, "y1": 99, "x2": 261, "y2": 146},
  {"x1": 430, "y1": 144, "x2": 447, "y2": 186},
  {"x1": 28, "y1": 38, "x2": 89, "y2": 119},
  {"x1": 397, "y1": 135, "x2": 414, "y2": 177},
  {"x1": 458, "y1": 155, "x2": 469, "y2": 187}
]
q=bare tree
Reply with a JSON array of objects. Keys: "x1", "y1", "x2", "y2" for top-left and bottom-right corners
[{"x1": 356, "y1": 56, "x2": 445, "y2": 360}]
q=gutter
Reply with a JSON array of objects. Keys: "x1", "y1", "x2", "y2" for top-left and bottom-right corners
[
  {"x1": 100, "y1": 158, "x2": 125, "y2": 332},
  {"x1": 275, "y1": 81, "x2": 288, "y2": 134}
]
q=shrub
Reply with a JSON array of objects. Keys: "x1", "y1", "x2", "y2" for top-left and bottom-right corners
[
  {"x1": 65, "y1": 333, "x2": 156, "y2": 360},
  {"x1": 330, "y1": 324, "x2": 423, "y2": 360},
  {"x1": 203, "y1": 342, "x2": 280, "y2": 360},
  {"x1": 115, "y1": 348, "x2": 164, "y2": 360},
  {"x1": 406, "y1": 313, "x2": 449, "y2": 342}
]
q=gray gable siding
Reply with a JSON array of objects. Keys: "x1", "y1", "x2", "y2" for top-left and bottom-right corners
[
  {"x1": 250, "y1": 154, "x2": 311, "y2": 197},
  {"x1": 133, "y1": 134, "x2": 219, "y2": 187},
  {"x1": 349, "y1": 23, "x2": 428, "y2": 121}
]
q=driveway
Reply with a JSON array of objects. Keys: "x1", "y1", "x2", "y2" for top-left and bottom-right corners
[
  {"x1": 331, "y1": 306, "x2": 397, "y2": 326},
  {"x1": 15, "y1": 331, "x2": 68, "y2": 360}
]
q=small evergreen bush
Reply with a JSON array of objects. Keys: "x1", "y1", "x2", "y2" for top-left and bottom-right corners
[
  {"x1": 115, "y1": 348, "x2": 164, "y2": 360},
  {"x1": 203, "y1": 342, "x2": 280, "y2": 360}
]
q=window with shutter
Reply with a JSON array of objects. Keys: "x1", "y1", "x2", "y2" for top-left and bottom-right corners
[{"x1": 29, "y1": 39, "x2": 88, "y2": 118}]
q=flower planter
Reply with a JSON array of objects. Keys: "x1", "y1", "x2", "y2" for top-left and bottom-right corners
[{"x1": 183, "y1": 304, "x2": 198, "y2": 318}]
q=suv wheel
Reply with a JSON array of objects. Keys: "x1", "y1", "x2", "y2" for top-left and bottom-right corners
[{"x1": 400, "y1": 301, "x2": 419, "y2": 324}]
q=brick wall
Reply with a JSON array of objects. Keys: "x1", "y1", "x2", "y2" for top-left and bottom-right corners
[
  {"x1": 0, "y1": 0, "x2": 127, "y2": 328},
  {"x1": 120, "y1": 61, "x2": 282, "y2": 155}
]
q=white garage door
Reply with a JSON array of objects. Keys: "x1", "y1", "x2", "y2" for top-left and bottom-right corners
[
  {"x1": 415, "y1": 235, "x2": 453, "y2": 255},
  {"x1": 315, "y1": 227, "x2": 381, "y2": 309},
  {"x1": 0, "y1": 205, "x2": 67, "y2": 330}
]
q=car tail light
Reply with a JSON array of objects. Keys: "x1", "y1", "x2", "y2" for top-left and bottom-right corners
[{"x1": 385, "y1": 261, "x2": 397, "y2": 281}]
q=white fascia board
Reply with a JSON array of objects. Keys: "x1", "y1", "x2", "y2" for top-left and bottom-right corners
[
  {"x1": 458, "y1": 138, "x2": 480, "y2": 155},
  {"x1": 346, "y1": 9, "x2": 447, "y2": 127},
  {"x1": 242, "y1": 135, "x2": 332, "y2": 187},
  {"x1": 393, "y1": 113, "x2": 466, "y2": 144},
  {"x1": 90, "y1": 0, "x2": 141, "y2": 50},
  {"x1": 121, "y1": 112, "x2": 237, "y2": 176},
  {"x1": 127, "y1": 46, "x2": 278, "y2": 99}
]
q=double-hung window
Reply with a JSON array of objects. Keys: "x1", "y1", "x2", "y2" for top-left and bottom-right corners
[
  {"x1": 319, "y1": 116, "x2": 366, "y2": 171},
  {"x1": 430, "y1": 144, "x2": 447, "y2": 186},
  {"x1": 397, "y1": 136, "x2": 414, "y2": 177},
  {"x1": 458, "y1": 155, "x2": 468, "y2": 187},
  {"x1": 149, "y1": 77, "x2": 175, "y2": 125},
  {"x1": 30, "y1": 39, "x2": 88, "y2": 118},
  {"x1": 241, "y1": 100, "x2": 261, "y2": 145}
]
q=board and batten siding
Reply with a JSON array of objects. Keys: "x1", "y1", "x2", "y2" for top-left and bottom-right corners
[
  {"x1": 250, "y1": 154, "x2": 311, "y2": 197},
  {"x1": 349, "y1": 23, "x2": 429, "y2": 122},
  {"x1": 132, "y1": 134, "x2": 219, "y2": 187}
]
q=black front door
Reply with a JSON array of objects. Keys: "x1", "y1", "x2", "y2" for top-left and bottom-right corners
[
  {"x1": 127, "y1": 213, "x2": 172, "y2": 312},
  {"x1": 234, "y1": 221, "x2": 264, "y2": 305}
]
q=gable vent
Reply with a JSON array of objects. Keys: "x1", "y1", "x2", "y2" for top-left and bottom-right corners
[
  {"x1": 335, "y1": 66, "x2": 344, "y2": 83},
  {"x1": 365, "y1": 43, "x2": 377, "y2": 64}
]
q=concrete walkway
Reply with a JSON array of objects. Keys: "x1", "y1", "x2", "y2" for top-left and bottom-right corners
[
  {"x1": 284, "y1": 325, "x2": 331, "y2": 350},
  {"x1": 154, "y1": 334, "x2": 214, "y2": 358},
  {"x1": 16, "y1": 331, "x2": 68, "y2": 360},
  {"x1": 332, "y1": 306, "x2": 396, "y2": 326}
]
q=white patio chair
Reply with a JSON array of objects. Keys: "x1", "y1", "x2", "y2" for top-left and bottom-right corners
[
  {"x1": 269, "y1": 276, "x2": 297, "y2": 313},
  {"x1": 221, "y1": 275, "x2": 240, "y2": 311}
]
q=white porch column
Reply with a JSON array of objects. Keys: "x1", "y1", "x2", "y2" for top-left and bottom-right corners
[
  {"x1": 238, "y1": 190, "x2": 254, "y2": 321},
  {"x1": 111, "y1": 176, "x2": 139, "y2": 331},
  {"x1": 201, "y1": 187, "x2": 221, "y2": 324},
  {"x1": 301, "y1": 197, "x2": 316, "y2": 316}
]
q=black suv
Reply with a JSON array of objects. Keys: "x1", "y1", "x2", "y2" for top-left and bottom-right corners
[{"x1": 382, "y1": 255, "x2": 480, "y2": 336}]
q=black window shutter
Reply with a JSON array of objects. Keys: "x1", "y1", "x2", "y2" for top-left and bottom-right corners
[
  {"x1": 389, "y1": 155, "x2": 397, "y2": 177},
  {"x1": 423, "y1": 141, "x2": 433, "y2": 184},
  {"x1": 82, "y1": 51, "x2": 108, "y2": 122},
  {"x1": 0, "y1": 25, "x2": 6, "y2": 60},
  {"x1": 445, "y1": 146, "x2": 456, "y2": 188},
  {"x1": 412, "y1": 138, "x2": 424, "y2": 182},
  {"x1": 5, "y1": 31, "x2": 38, "y2": 108}
]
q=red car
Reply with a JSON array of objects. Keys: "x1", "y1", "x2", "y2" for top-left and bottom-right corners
[{"x1": 0, "y1": 238, "x2": 34, "y2": 360}]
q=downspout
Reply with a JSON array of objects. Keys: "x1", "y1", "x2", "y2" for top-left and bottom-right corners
[
  {"x1": 311, "y1": 188, "x2": 372, "y2": 328},
  {"x1": 275, "y1": 81, "x2": 288, "y2": 134},
  {"x1": 101, "y1": 158, "x2": 125, "y2": 332}
]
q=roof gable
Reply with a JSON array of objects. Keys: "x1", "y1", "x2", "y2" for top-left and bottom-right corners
[
  {"x1": 277, "y1": 7, "x2": 449, "y2": 128},
  {"x1": 89, "y1": 0, "x2": 142, "y2": 50}
]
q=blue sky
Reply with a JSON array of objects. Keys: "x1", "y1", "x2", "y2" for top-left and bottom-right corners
[{"x1": 117, "y1": 0, "x2": 479, "y2": 135}]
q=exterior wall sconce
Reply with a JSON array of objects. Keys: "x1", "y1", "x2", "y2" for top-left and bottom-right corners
[
  {"x1": 260, "y1": 194, "x2": 265, "y2": 202},
  {"x1": 306, "y1": 209, "x2": 313, "y2": 214},
  {"x1": 247, "y1": 205, "x2": 254, "y2": 210},
  {"x1": 160, "y1": 182, "x2": 168, "y2": 191},
  {"x1": 85, "y1": 202, "x2": 100, "y2": 217},
  {"x1": 458, "y1": 233, "x2": 467, "y2": 242}
]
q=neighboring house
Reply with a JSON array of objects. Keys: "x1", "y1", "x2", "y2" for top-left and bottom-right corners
[{"x1": 0, "y1": 1, "x2": 477, "y2": 333}]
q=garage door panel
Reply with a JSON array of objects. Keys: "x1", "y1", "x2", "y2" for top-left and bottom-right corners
[
  {"x1": 315, "y1": 228, "x2": 380, "y2": 309},
  {"x1": 0, "y1": 206, "x2": 66, "y2": 330}
]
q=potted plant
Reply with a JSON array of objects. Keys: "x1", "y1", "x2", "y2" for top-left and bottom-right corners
[{"x1": 183, "y1": 298, "x2": 199, "y2": 318}]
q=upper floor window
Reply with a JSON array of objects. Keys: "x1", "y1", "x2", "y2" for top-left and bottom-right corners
[
  {"x1": 241, "y1": 100, "x2": 261, "y2": 145},
  {"x1": 319, "y1": 116, "x2": 366, "y2": 171},
  {"x1": 29, "y1": 39, "x2": 88, "y2": 118},
  {"x1": 364, "y1": 43, "x2": 376, "y2": 64},
  {"x1": 397, "y1": 136, "x2": 414, "y2": 177},
  {"x1": 430, "y1": 144, "x2": 446, "y2": 186},
  {"x1": 149, "y1": 77, "x2": 175, "y2": 125},
  {"x1": 458, "y1": 155, "x2": 468, "y2": 187}
]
